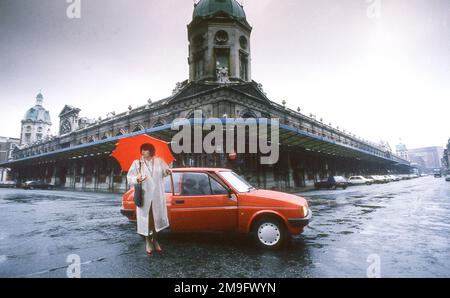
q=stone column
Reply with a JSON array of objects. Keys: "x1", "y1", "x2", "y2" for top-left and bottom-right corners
[
  {"x1": 50, "y1": 165, "x2": 57, "y2": 185},
  {"x1": 286, "y1": 151, "x2": 295, "y2": 189}
]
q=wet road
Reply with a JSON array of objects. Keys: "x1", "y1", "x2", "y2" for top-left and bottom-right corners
[{"x1": 0, "y1": 176, "x2": 449, "y2": 277}]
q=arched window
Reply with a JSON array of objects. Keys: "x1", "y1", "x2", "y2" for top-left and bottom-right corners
[
  {"x1": 133, "y1": 125, "x2": 143, "y2": 132},
  {"x1": 153, "y1": 121, "x2": 164, "y2": 128},
  {"x1": 240, "y1": 110, "x2": 257, "y2": 119}
]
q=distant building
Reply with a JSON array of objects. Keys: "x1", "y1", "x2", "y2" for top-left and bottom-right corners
[
  {"x1": 20, "y1": 93, "x2": 52, "y2": 146},
  {"x1": 408, "y1": 146, "x2": 444, "y2": 172},
  {"x1": 0, "y1": 137, "x2": 20, "y2": 181},
  {"x1": 396, "y1": 143, "x2": 408, "y2": 161},
  {"x1": 442, "y1": 139, "x2": 449, "y2": 173}
]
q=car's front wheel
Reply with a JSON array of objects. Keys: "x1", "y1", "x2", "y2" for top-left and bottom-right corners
[{"x1": 252, "y1": 217, "x2": 287, "y2": 249}]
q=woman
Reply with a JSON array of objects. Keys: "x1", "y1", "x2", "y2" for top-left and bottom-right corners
[{"x1": 127, "y1": 143, "x2": 171, "y2": 255}]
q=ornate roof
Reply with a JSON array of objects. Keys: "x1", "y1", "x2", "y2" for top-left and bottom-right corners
[
  {"x1": 22, "y1": 93, "x2": 51, "y2": 124},
  {"x1": 193, "y1": 0, "x2": 246, "y2": 20}
]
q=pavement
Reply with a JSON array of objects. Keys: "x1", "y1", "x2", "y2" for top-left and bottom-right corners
[{"x1": 0, "y1": 176, "x2": 449, "y2": 277}]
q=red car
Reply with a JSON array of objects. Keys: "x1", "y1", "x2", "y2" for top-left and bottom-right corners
[{"x1": 121, "y1": 168, "x2": 312, "y2": 249}]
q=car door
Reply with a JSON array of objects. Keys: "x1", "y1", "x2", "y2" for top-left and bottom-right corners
[{"x1": 168, "y1": 172, "x2": 238, "y2": 232}]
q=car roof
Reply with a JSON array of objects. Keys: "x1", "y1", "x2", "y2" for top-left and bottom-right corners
[{"x1": 171, "y1": 167, "x2": 232, "y2": 173}]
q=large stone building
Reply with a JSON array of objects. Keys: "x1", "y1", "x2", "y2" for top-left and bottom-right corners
[
  {"x1": 20, "y1": 93, "x2": 52, "y2": 146},
  {"x1": 408, "y1": 146, "x2": 444, "y2": 172},
  {"x1": 0, "y1": 0, "x2": 410, "y2": 192},
  {"x1": 396, "y1": 142, "x2": 409, "y2": 161},
  {"x1": 442, "y1": 139, "x2": 449, "y2": 174},
  {"x1": 0, "y1": 137, "x2": 20, "y2": 181}
]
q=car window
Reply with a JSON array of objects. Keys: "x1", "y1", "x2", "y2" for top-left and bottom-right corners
[
  {"x1": 220, "y1": 171, "x2": 253, "y2": 192},
  {"x1": 163, "y1": 176, "x2": 172, "y2": 193},
  {"x1": 334, "y1": 176, "x2": 346, "y2": 182},
  {"x1": 180, "y1": 173, "x2": 211, "y2": 196},
  {"x1": 171, "y1": 172, "x2": 182, "y2": 195},
  {"x1": 210, "y1": 177, "x2": 229, "y2": 195}
]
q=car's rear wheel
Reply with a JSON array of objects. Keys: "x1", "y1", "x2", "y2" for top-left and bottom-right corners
[{"x1": 252, "y1": 217, "x2": 287, "y2": 249}]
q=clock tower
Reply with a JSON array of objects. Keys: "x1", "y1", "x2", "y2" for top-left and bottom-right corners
[
  {"x1": 188, "y1": 0, "x2": 252, "y2": 83},
  {"x1": 58, "y1": 105, "x2": 81, "y2": 135}
]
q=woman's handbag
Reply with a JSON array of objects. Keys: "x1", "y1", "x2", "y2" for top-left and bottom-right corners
[{"x1": 133, "y1": 160, "x2": 144, "y2": 207}]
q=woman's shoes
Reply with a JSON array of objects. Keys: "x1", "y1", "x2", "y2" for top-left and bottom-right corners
[
  {"x1": 145, "y1": 238, "x2": 154, "y2": 255},
  {"x1": 152, "y1": 238, "x2": 162, "y2": 253}
]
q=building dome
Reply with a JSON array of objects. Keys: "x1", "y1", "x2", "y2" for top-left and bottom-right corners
[
  {"x1": 22, "y1": 93, "x2": 51, "y2": 124},
  {"x1": 396, "y1": 143, "x2": 407, "y2": 152},
  {"x1": 23, "y1": 107, "x2": 51, "y2": 123},
  {"x1": 193, "y1": 0, "x2": 246, "y2": 20}
]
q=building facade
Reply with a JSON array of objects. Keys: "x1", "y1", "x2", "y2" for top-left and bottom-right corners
[
  {"x1": 0, "y1": 0, "x2": 410, "y2": 192},
  {"x1": 20, "y1": 93, "x2": 52, "y2": 146},
  {"x1": 408, "y1": 146, "x2": 444, "y2": 172},
  {"x1": 442, "y1": 139, "x2": 450, "y2": 174},
  {"x1": 0, "y1": 137, "x2": 20, "y2": 181},
  {"x1": 396, "y1": 142, "x2": 409, "y2": 161}
]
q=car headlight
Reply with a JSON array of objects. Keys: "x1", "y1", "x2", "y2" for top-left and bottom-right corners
[{"x1": 302, "y1": 206, "x2": 308, "y2": 217}]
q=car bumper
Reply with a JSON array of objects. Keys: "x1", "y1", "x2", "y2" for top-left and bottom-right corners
[
  {"x1": 288, "y1": 209, "x2": 312, "y2": 228},
  {"x1": 120, "y1": 209, "x2": 135, "y2": 219}
]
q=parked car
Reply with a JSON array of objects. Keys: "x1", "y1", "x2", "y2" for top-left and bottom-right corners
[
  {"x1": 398, "y1": 174, "x2": 410, "y2": 180},
  {"x1": 22, "y1": 180, "x2": 54, "y2": 190},
  {"x1": 348, "y1": 176, "x2": 372, "y2": 186},
  {"x1": 390, "y1": 175, "x2": 401, "y2": 181},
  {"x1": 445, "y1": 174, "x2": 450, "y2": 182},
  {"x1": 367, "y1": 175, "x2": 386, "y2": 184},
  {"x1": 0, "y1": 181, "x2": 19, "y2": 188},
  {"x1": 381, "y1": 175, "x2": 392, "y2": 182},
  {"x1": 314, "y1": 176, "x2": 348, "y2": 190},
  {"x1": 121, "y1": 168, "x2": 312, "y2": 249}
]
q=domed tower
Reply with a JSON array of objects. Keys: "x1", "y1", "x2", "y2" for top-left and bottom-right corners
[
  {"x1": 20, "y1": 93, "x2": 52, "y2": 146},
  {"x1": 188, "y1": 0, "x2": 252, "y2": 83}
]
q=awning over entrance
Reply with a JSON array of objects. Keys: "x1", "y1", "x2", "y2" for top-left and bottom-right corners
[
  {"x1": 0, "y1": 124, "x2": 174, "y2": 168},
  {"x1": 277, "y1": 123, "x2": 409, "y2": 166},
  {"x1": 0, "y1": 119, "x2": 410, "y2": 168}
]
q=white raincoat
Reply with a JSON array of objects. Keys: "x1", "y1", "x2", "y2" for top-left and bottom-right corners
[{"x1": 127, "y1": 156, "x2": 170, "y2": 235}]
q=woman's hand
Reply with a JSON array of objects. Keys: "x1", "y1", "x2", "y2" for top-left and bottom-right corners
[
  {"x1": 163, "y1": 169, "x2": 171, "y2": 176},
  {"x1": 137, "y1": 174, "x2": 147, "y2": 183}
]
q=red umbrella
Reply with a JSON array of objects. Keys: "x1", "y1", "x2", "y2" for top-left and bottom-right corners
[{"x1": 111, "y1": 134, "x2": 175, "y2": 172}]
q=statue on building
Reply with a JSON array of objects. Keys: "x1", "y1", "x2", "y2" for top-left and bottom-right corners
[
  {"x1": 216, "y1": 63, "x2": 231, "y2": 84},
  {"x1": 172, "y1": 82, "x2": 184, "y2": 95}
]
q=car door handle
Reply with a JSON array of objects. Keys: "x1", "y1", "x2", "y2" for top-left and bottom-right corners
[{"x1": 175, "y1": 200, "x2": 185, "y2": 204}]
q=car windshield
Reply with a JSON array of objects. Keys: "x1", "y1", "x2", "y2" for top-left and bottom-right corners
[
  {"x1": 334, "y1": 176, "x2": 346, "y2": 182},
  {"x1": 220, "y1": 171, "x2": 254, "y2": 193}
]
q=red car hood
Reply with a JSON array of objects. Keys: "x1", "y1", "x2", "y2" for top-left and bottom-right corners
[{"x1": 238, "y1": 189, "x2": 308, "y2": 208}]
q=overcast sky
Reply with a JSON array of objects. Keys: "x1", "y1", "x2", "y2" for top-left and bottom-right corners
[{"x1": 0, "y1": 0, "x2": 449, "y2": 150}]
